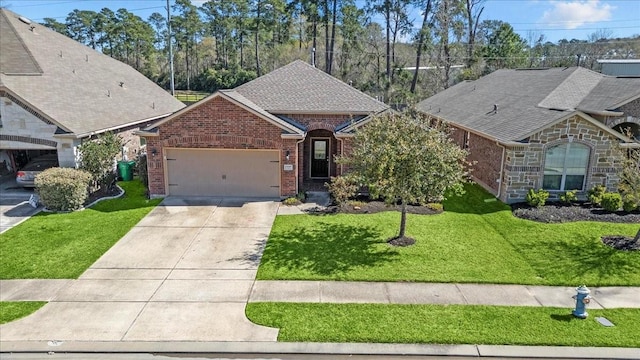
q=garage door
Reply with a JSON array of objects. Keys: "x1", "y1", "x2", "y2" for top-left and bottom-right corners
[{"x1": 165, "y1": 148, "x2": 280, "y2": 197}]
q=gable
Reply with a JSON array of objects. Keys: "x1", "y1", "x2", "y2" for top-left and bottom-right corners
[
  {"x1": 528, "y1": 113, "x2": 629, "y2": 144},
  {"x1": 146, "y1": 91, "x2": 303, "y2": 135},
  {"x1": 156, "y1": 95, "x2": 291, "y2": 139}
]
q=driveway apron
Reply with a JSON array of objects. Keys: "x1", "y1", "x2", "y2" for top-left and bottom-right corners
[{"x1": 0, "y1": 197, "x2": 280, "y2": 342}]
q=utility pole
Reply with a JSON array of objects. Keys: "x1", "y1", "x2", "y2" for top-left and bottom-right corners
[{"x1": 167, "y1": 0, "x2": 175, "y2": 96}]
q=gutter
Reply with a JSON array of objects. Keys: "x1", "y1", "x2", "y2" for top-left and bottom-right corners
[
  {"x1": 577, "y1": 108, "x2": 624, "y2": 117},
  {"x1": 295, "y1": 136, "x2": 306, "y2": 195},
  {"x1": 496, "y1": 141, "x2": 506, "y2": 199},
  {"x1": 75, "y1": 113, "x2": 174, "y2": 139}
]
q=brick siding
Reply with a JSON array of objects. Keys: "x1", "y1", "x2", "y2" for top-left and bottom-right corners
[{"x1": 143, "y1": 96, "x2": 297, "y2": 197}]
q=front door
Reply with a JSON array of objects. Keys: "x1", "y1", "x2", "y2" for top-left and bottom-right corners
[{"x1": 310, "y1": 139, "x2": 329, "y2": 178}]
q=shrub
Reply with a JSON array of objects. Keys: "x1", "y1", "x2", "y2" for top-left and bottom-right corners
[
  {"x1": 601, "y1": 192, "x2": 622, "y2": 212},
  {"x1": 525, "y1": 189, "x2": 549, "y2": 207},
  {"x1": 137, "y1": 154, "x2": 148, "y2": 187},
  {"x1": 559, "y1": 190, "x2": 578, "y2": 205},
  {"x1": 282, "y1": 197, "x2": 299, "y2": 206},
  {"x1": 426, "y1": 203, "x2": 444, "y2": 212},
  {"x1": 326, "y1": 175, "x2": 358, "y2": 205},
  {"x1": 296, "y1": 191, "x2": 306, "y2": 202},
  {"x1": 78, "y1": 132, "x2": 122, "y2": 192},
  {"x1": 35, "y1": 167, "x2": 92, "y2": 211},
  {"x1": 622, "y1": 194, "x2": 638, "y2": 213},
  {"x1": 588, "y1": 184, "x2": 607, "y2": 207}
]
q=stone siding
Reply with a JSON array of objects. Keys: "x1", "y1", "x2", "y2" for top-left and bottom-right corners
[
  {"x1": 503, "y1": 115, "x2": 622, "y2": 202},
  {"x1": 143, "y1": 96, "x2": 297, "y2": 197}
]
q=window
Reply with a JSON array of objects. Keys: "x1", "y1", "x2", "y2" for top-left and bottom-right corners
[
  {"x1": 463, "y1": 131, "x2": 470, "y2": 149},
  {"x1": 543, "y1": 143, "x2": 590, "y2": 191}
]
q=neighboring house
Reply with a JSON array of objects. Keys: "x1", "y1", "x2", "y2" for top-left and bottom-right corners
[
  {"x1": 0, "y1": 9, "x2": 185, "y2": 174},
  {"x1": 598, "y1": 59, "x2": 640, "y2": 77},
  {"x1": 137, "y1": 60, "x2": 389, "y2": 198},
  {"x1": 416, "y1": 67, "x2": 640, "y2": 203}
]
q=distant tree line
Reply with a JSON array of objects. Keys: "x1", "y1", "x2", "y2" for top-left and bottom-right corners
[{"x1": 38, "y1": 0, "x2": 640, "y2": 104}]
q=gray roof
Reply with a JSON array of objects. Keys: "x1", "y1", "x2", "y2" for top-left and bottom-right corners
[
  {"x1": 0, "y1": 9, "x2": 185, "y2": 137},
  {"x1": 235, "y1": 60, "x2": 389, "y2": 114},
  {"x1": 416, "y1": 67, "x2": 640, "y2": 142}
]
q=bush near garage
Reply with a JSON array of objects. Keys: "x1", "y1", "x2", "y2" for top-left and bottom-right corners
[
  {"x1": 35, "y1": 168, "x2": 92, "y2": 211},
  {"x1": 136, "y1": 153, "x2": 148, "y2": 187}
]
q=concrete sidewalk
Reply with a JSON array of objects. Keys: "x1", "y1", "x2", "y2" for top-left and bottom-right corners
[
  {"x1": 4, "y1": 279, "x2": 639, "y2": 309},
  {"x1": 250, "y1": 281, "x2": 640, "y2": 308}
]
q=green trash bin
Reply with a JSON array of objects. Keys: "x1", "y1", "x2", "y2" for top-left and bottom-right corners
[{"x1": 117, "y1": 160, "x2": 134, "y2": 181}]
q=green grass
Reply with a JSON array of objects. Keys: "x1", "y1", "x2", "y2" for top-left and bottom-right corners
[
  {"x1": 247, "y1": 303, "x2": 640, "y2": 347},
  {"x1": 174, "y1": 91, "x2": 209, "y2": 102},
  {"x1": 257, "y1": 184, "x2": 640, "y2": 286},
  {"x1": 0, "y1": 302, "x2": 46, "y2": 324},
  {"x1": 0, "y1": 180, "x2": 161, "y2": 279}
]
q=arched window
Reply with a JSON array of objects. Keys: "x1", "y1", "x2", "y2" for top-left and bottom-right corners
[{"x1": 543, "y1": 142, "x2": 590, "y2": 191}]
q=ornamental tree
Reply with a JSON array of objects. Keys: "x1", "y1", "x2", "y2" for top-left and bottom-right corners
[
  {"x1": 617, "y1": 146, "x2": 640, "y2": 242},
  {"x1": 78, "y1": 132, "x2": 122, "y2": 192},
  {"x1": 338, "y1": 109, "x2": 470, "y2": 244}
]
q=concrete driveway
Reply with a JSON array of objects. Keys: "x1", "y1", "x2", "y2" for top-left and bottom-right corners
[
  {"x1": 0, "y1": 175, "x2": 39, "y2": 234},
  {"x1": 0, "y1": 197, "x2": 279, "y2": 342}
]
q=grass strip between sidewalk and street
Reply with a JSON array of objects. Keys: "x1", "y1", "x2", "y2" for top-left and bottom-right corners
[
  {"x1": 0, "y1": 180, "x2": 161, "y2": 279},
  {"x1": 0, "y1": 302, "x2": 46, "y2": 324},
  {"x1": 246, "y1": 302, "x2": 640, "y2": 347},
  {"x1": 257, "y1": 184, "x2": 640, "y2": 286}
]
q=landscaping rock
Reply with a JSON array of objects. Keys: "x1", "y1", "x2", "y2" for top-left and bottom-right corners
[{"x1": 512, "y1": 202, "x2": 640, "y2": 224}]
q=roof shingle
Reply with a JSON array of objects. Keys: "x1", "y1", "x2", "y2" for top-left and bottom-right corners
[
  {"x1": 416, "y1": 67, "x2": 640, "y2": 142},
  {"x1": 0, "y1": 9, "x2": 185, "y2": 137},
  {"x1": 235, "y1": 60, "x2": 388, "y2": 114}
]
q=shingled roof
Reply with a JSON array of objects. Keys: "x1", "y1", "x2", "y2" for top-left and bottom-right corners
[
  {"x1": 235, "y1": 60, "x2": 389, "y2": 114},
  {"x1": 415, "y1": 67, "x2": 640, "y2": 143},
  {"x1": 0, "y1": 8, "x2": 185, "y2": 137}
]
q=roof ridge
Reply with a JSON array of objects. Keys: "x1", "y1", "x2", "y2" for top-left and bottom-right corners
[{"x1": 0, "y1": 8, "x2": 43, "y2": 75}]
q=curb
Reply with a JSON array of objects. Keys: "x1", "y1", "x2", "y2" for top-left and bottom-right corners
[{"x1": 1, "y1": 341, "x2": 638, "y2": 359}]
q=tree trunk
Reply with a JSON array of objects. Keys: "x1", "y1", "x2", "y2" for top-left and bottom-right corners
[
  {"x1": 312, "y1": 17, "x2": 317, "y2": 66},
  {"x1": 328, "y1": 0, "x2": 338, "y2": 74},
  {"x1": 465, "y1": 0, "x2": 484, "y2": 68},
  {"x1": 411, "y1": 0, "x2": 432, "y2": 93},
  {"x1": 385, "y1": 0, "x2": 391, "y2": 83},
  {"x1": 255, "y1": 2, "x2": 261, "y2": 77},
  {"x1": 324, "y1": 0, "x2": 330, "y2": 73},
  {"x1": 399, "y1": 200, "x2": 407, "y2": 238}
]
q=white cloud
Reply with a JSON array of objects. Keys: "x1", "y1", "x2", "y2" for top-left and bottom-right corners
[{"x1": 540, "y1": 0, "x2": 614, "y2": 29}]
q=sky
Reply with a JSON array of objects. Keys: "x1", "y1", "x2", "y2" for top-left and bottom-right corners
[{"x1": 1, "y1": 0, "x2": 639, "y2": 44}]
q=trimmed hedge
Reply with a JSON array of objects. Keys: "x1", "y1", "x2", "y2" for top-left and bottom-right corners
[{"x1": 35, "y1": 168, "x2": 92, "y2": 211}]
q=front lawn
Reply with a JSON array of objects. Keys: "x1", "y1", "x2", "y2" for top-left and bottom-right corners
[
  {"x1": 246, "y1": 303, "x2": 640, "y2": 347},
  {"x1": 257, "y1": 184, "x2": 640, "y2": 286},
  {"x1": 0, "y1": 180, "x2": 161, "y2": 279},
  {"x1": 0, "y1": 302, "x2": 46, "y2": 324}
]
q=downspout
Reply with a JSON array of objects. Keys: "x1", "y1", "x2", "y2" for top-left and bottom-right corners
[
  {"x1": 338, "y1": 138, "x2": 344, "y2": 175},
  {"x1": 295, "y1": 136, "x2": 305, "y2": 195},
  {"x1": 496, "y1": 141, "x2": 506, "y2": 200}
]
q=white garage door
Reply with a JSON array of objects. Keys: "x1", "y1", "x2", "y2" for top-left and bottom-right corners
[{"x1": 165, "y1": 148, "x2": 280, "y2": 197}]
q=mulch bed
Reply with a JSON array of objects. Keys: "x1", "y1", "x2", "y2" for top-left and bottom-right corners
[
  {"x1": 601, "y1": 235, "x2": 640, "y2": 251},
  {"x1": 511, "y1": 202, "x2": 640, "y2": 224},
  {"x1": 84, "y1": 186, "x2": 122, "y2": 206},
  {"x1": 387, "y1": 236, "x2": 416, "y2": 247},
  {"x1": 305, "y1": 199, "x2": 443, "y2": 215},
  {"x1": 337, "y1": 202, "x2": 442, "y2": 215},
  {"x1": 512, "y1": 202, "x2": 639, "y2": 251}
]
